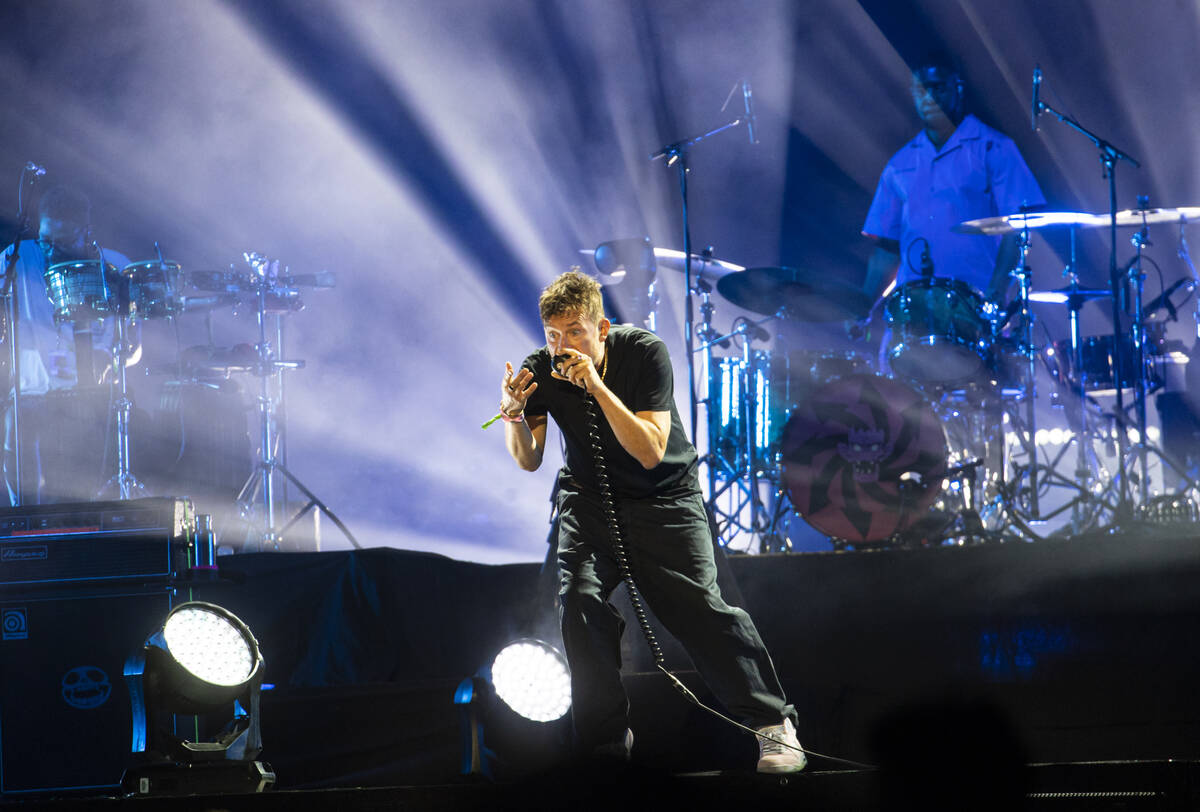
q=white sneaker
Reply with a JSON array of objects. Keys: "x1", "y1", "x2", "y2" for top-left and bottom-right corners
[
  {"x1": 755, "y1": 717, "x2": 807, "y2": 774},
  {"x1": 591, "y1": 728, "x2": 633, "y2": 761}
]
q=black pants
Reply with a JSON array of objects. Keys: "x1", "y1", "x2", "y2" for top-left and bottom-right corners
[{"x1": 555, "y1": 474, "x2": 795, "y2": 750}]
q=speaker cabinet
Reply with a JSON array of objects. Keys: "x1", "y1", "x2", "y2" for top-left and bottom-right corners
[{"x1": 0, "y1": 587, "x2": 174, "y2": 795}]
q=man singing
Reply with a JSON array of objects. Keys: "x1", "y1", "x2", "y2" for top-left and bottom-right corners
[{"x1": 498, "y1": 269, "x2": 805, "y2": 773}]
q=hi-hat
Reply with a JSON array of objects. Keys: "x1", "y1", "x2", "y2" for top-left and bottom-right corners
[{"x1": 716, "y1": 266, "x2": 871, "y2": 321}]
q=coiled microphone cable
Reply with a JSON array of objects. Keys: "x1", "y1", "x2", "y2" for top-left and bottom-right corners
[{"x1": 580, "y1": 393, "x2": 867, "y2": 770}]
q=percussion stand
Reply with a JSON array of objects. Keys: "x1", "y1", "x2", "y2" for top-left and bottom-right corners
[
  {"x1": 95, "y1": 247, "x2": 145, "y2": 501},
  {"x1": 97, "y1": 304, "x2": 146, "y2": 500},
  {"x1": 234, "y1": 258, "x2": 359, "y2": 552}
]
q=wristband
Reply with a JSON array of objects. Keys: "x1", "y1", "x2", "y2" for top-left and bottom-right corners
[{"x1": 500, "y1": 410, "x2": 524, "y2": 423}]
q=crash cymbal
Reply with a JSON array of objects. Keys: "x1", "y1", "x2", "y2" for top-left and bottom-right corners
[
  {"x1": 955, "y1": 211, "x2": 1104, "y2": 235},
  {"x1": 717, "y1": 266, "x2": 871, "y2": 321},
  {"x1": 1028, "y1": 285, "x2": 1112, "y2": 304},
  {"x1": 1107, "y1": 206, "x2": 1200, "y2": 227}
]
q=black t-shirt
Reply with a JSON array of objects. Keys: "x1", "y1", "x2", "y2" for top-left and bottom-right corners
[{"x1": 521, "y1": 325, "x2": 698, "y2": 498}]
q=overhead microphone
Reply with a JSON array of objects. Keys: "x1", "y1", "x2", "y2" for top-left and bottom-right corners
[
  {"x1": 742, "y1": 80, "x2": 758, "y2": 144},
  {"x1": 24, "y1": 161, "x2": 46, "y2": 176},
  {"x1": 1031, "y1": 65, "x2": 1042, "y2": 132}
]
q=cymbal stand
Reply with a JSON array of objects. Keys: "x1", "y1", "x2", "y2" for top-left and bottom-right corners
[
  {"x1": 97, "y1": 253, "x2": 145, "y2": 500},
  {"x1": 1012, "y1": 223, "x2": 1041, "y2": 518},
  {"x1": 1063, "y1": 273, "x2": 1099, "y2": 532},
  {"x1": 1035, "y1": 83, "x2": 1140, "y2": 520},
  {"x1": 694, "y1": 274, "x2": 723, "y2": 509},
  {"x1": 1126, "y1": 208, "x2": 1152, "y2": 503},
  {"x1": 235, "y1": 253, "x2": 359, "y2": 552}
]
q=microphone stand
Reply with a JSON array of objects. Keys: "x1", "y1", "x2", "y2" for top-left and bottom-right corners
[
  {"x1": 1035, "y1": 95, "x2": 1140, "y2": 522},
  {"x1": 2, "y1": 166, "x2": 37, "y2": 505},
  {"x1": 651, "y1": 110, "x2": 754, "y2": 449}
]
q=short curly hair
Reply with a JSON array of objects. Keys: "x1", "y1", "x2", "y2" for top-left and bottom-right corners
[
  {"x1": 538, "y1": 269, "x2": 604, "y2": 325},
  {"x1": 38, "y1": 186, "x2": 91, "y2": 226}
]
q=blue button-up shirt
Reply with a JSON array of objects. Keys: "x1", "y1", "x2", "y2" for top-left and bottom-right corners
[{"x1": 863, "y1": 114, "x2": 1045, "y2": 295}]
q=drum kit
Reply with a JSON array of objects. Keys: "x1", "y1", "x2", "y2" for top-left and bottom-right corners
[
  {"x1": 22, "y1": 249, "x2": 357, "y2": 550},
  {"x1": 680, "y1": 205, "x2": 1200, "y2": 552}
]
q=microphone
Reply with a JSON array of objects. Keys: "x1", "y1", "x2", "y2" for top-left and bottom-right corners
[
  {"x1": 742, "y1": 80, "x2": 758, "y2": 145},
  {"x1": 24, "y1": 161, "x2": 46, "y2": 176},
  {"x1": 1031, "y1": 65, "x2": 1042, "y2": 132},
  {"x1": 919, "y1": 243, "x2": 935, "y2": 278}
]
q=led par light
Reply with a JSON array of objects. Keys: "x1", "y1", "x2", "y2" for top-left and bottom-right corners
[
  {"x1": 490, "y1": 639, "x2": 571, "y2": 723},
  {"x1": 455, "y1": 638, "x2": 571, "y2": 778},
  {"x1": 124, "y1": 601, "x2": 270, "y2": 793}
]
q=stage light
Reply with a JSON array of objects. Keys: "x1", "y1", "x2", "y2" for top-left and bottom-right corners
[
  {"x1": 491, "y1": 639, "x2": 572, "y2": 723},
  {"x1": 454, "y1": 638, "x2": 572, "y2": 778},
  {"x1": 123, "y1": 601, "x2": 272, "y2": 796}
]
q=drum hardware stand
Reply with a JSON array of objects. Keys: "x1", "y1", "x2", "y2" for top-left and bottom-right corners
[
  {"x1": 97, "y1": 310, "x2": 145, "y2": 499},
  {"x1": 233, "y1": 252, "x2": 359, "y2": 552},
  {"x1": 1125, "y1": 206, "x2": 1153, "y2": 504},
  {"x1": 651, "y1": 84, "x2": 756, "y2": 449},
  {"x1": 96, "y1": 243, "x2": 145, "y2": 501},
  {"x1": 1034, "y1": 72, "x2": 1141, "y2": 521},
  {"x1": 696, "y1": 316, "x2": 782, "y2": 551},
  {"x1": 1011, "y1": 222, "x2": 1041, "y2": 518}
]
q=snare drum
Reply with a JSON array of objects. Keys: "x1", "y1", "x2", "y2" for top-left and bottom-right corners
[
  {"x1": 125, "y1": 260, "x2": 184, "y2": 320},
  {"x1": 44, "y1": 260, "x2": 120, "y2": 324},
  {"x1": 706, "y1": 352, "x2": 792, "y2": 478},
  {"x1": 781, "y1": 373, "x2": 948, "y2": 544},
  {"x1": 884, "y1": 277, "x2": 991, "y2": 385}
]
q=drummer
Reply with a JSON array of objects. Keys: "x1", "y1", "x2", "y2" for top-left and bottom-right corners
[
  {"x1": 1, "y1": 185, "x2": 132, "y2": 504},
  {"x1": 861, "y1": 52, "x2": 1045, "y2": 305},
  {"x1": 2, "y1": 186, "x2": 133, "y2": 393}
]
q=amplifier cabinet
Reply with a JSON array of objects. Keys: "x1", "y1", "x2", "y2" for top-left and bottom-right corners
[
  {"x1": 0, "y1": 586, "x2": 176, "y2": 795},
  {"x1": 0, "y1": 498, "x2": 194, "y2": 587}
]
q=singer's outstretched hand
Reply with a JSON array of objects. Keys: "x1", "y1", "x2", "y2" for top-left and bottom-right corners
[{"x1": 502, "y1": 362, "x2": 537, "y2": 416}]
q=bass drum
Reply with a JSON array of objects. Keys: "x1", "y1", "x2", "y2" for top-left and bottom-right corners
[{"x1": 781, "y1": 373, "x2": 948, "y2": 544}]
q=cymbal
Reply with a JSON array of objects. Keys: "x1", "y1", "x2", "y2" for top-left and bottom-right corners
[
  {"x1": 954, "y1": 211, "x2": 1104, "y2": 235},
  {"x1": 1028, "y1": 285, "x2": 1111, "y2": 304},
  {"x1": 716, "y1": 267, "x2": 871, "y2": 321},
  {"x1": 1107, "y1": 206, "x2": 1200, "y2": 227}
]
